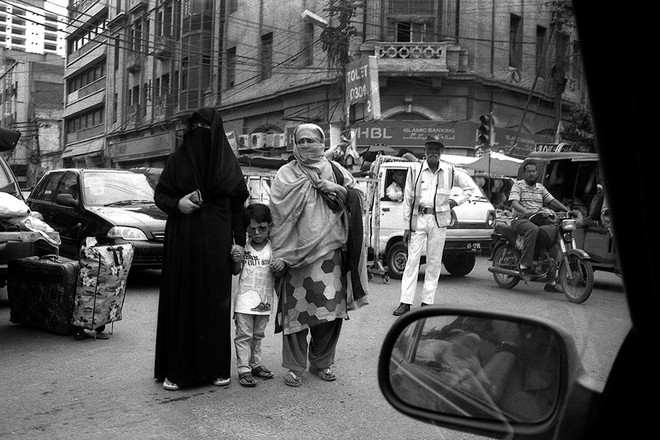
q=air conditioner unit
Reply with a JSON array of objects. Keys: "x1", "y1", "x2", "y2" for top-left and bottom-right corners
[
  {"x1": 251, "y1": 133, "x2": 266, "y2": 149},
  {"x1": 238, "y1": 134, "x2": 250, "y2": 150},
  {"x1": 265, "y1": 133, "x2": 275, "y2": 148},
  {"x1": 272, "y1": 133, "x2": 285, "y2": 148}
]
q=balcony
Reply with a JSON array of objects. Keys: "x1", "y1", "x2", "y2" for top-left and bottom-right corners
[
  {"x1": 154, "y1": 35, "x2": 174, "y2": 60},
  {"x1": 127, "y1": 0, "x2": 147, "y2": 13},
  {"x1": 126, "y1": 52, "x2": 142, "y2": 73},
  {"x1": 374, "y1": 42, "x2": 466, "y2": 77}
]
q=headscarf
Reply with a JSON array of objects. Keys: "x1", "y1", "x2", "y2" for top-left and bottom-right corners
[
  {"x1": 291, "y1": 123, "x2": 327, "y2": 175},
  {"x1": 270, "y1": 123, "x2": 353, "y2": 268},
  {"x1": 183, "y1": 106, "x2": 245, "y2": 199}
]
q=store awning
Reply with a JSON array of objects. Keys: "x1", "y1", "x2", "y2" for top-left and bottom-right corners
[{"x1": 61, "y1": 139, "x2": 104, "y2": 158}]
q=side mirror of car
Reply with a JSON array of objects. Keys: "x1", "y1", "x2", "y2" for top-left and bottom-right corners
[
  {"x1": 55, "y1": 193, "x2": 78, "y2": 208},
  {"x1": 378, "y1": 307, "x2": 594, "y2": 439}
]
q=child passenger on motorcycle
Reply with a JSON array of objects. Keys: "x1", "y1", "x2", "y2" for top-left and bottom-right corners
[{"x1": 508, "y1": 160, "x2": 570, "y2": 293}]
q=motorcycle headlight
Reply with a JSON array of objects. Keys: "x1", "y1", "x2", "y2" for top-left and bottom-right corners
[
  {"x1": 107, "y1": 226, "x2": 148, "y2": 241},
  {"x1": 562, "y1": 219, "x2": 577, "y2": 231}
]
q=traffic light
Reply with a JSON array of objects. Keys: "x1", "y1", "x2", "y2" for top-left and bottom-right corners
[{"x1": 478, "y1": 114, "x2": 495, "y2": 147}]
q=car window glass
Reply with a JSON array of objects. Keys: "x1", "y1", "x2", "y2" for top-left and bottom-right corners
[
  {"x1": 451, "y1": 170, "x2": 486, "y2": 198},
  {"x1": 82, "y1": 172, "x2": 154, "y2": 206},
  {"x1": 0, "y1": 158, "x2": 13, "y2": 191},
  {"x1": 59, "y1": 172, "x2": 80, "y2": 202},
  {"x1": 38, "y1": 172, "x2": 65, "y2": 203}
]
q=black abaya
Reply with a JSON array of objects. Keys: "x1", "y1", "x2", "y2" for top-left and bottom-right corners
[{"x1": 153, "y1": 108, "x2": 248, "y2": 385}]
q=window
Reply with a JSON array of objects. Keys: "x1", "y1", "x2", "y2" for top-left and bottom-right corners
[
  {"x1": 181, "y1": 57, "x2": 188, "y2": 90},
  {"x1": 227, "y1": 47, "x2": 236, "y2": 88},
  {"x1": 395, "y1": 21, "x2": 429, "y2": 42},
  {"x1": 301, "y1": 23, "x2": 314, "y2": 66},
  {"x1": 162, "y1": 73, "x2": 170, "y2": 95},
  {"x1": 260, "y1": 33, "x2": 273, "y2": 81},
  {"x1": 509, "y1": 14, "x2": 522, "y2": 69},
  {"x1": 536, "y1": 25, "x2": 548, "y2": 77}
]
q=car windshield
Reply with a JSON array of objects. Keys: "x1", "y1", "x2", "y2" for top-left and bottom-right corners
[{"x1": 82, "y1": 172, "x2": 155, "y2": 207}]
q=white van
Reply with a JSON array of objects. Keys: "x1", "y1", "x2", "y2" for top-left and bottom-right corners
[{"x1": 369, "y1": 161, "x2": 496, "y2": 278}]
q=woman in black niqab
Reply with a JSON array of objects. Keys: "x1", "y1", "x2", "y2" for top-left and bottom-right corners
[{"x1": 154, "y1": 107, "x2": 248, "y2": 390}]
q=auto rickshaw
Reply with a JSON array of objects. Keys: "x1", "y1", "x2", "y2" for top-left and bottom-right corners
[{"x1": 520, "y1": 152, "x2": 620, "y2": 275}]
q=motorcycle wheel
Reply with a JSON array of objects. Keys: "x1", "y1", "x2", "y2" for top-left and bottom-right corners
[
  {"x1": 492, "y1": 246, "x2": 521, "y2": 289},
  {"x1": 559, "y1": 255, "x2": 594, "y2": 303}
]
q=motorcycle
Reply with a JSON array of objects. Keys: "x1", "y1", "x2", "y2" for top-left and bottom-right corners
[{"x1": 488, "y1": 209, "x2": 595, "y2": 303}]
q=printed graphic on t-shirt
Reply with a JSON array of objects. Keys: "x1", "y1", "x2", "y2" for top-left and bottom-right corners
[{"x1": 234, "y1": 241, "x2": 275, "y2": 315}]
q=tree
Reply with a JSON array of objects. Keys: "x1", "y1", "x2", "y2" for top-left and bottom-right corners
[{"x1": 561, "y1": 104, "x2": 595, "y2": 152}]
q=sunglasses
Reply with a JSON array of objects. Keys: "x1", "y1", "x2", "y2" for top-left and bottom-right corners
[{"x1": 247, "y1": 225, "x2": 270, "y2": 233}]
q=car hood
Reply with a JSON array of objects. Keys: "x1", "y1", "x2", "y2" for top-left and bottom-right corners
[{"x1": 87, "y1": 204, "x2": 167, "y2": 227}]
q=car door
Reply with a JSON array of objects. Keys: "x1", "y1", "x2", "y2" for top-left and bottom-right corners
[
  {"x1": 54, "y1": 171, "x2": 86, "y2": 257},
  {"x1": 28, "y1": 171, "x2": 81, "y2": 257}
]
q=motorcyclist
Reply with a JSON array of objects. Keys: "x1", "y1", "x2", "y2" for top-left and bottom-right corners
[{"x1": 508, "y1": 159, "x2": 570, "y2": 292}]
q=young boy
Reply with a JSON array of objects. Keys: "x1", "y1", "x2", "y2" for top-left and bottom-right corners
[{"x1": 231, "y1": 203, "x2": 282, "y2": 387}]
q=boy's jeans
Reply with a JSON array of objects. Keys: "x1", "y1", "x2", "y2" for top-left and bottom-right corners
[{"x1": 234, "y1": 312, "x2": 269, "y2": 374}]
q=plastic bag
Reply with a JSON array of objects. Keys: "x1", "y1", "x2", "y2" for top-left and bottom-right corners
[{"x1": 0, "y1": 193, "x2": 29, "y2": 218}]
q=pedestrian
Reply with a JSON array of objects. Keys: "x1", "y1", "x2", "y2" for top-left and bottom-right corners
[
  {"x1": 269, "y1": 123, "x2": 369, "y2": 387},
  {"x1": 386, "y1": 170, "x2": 406, "y2": 201},
  {"x1": 393, "y1": 135, "x2": 475, "y2": 316},
  {"x1": 154, "y1": 106, "x2": 249, "y2": 391},
  {"x1": 508, "y1": 159, "x2": 569, "y2": 292},
  {"x1": 231, "y1": 203, "x2": 281, "y2": 387}
]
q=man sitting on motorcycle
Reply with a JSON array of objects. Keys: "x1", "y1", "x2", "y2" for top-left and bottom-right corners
[{"x1": 509, "y1": 159, "x2": 570, "y2": 292}]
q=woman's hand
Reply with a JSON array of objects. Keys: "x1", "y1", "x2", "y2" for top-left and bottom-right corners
[
  {"x1": 178, "y1": 191, "x2": 202, "y2": 214},
  {"x1": 230, "y1": 245, "x2": 244, "y2": 263},
  {"x1": 270, "y1": 259, "x2": 287, "y2": 276},
  {"x1": 317, "y1": 179, "x2": 347, "y2": 201},
  {"x1": 232, "y1": 245, "x2": 246, "y2": 262}
]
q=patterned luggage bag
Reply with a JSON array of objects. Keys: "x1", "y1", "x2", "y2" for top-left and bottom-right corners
[
  {"x1": 71, "y1": 238, "x2": 134, "y2": 337},
  {"x1": 7, "y1": 255, "x2": 80, "y2": 335}
]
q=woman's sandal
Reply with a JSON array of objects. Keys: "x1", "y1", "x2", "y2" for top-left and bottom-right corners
[
  {"x1": 309, "y1": 366, "x2": 337, "y2": 382},
  {"x1": 238, "y1": 372, "x2": 257, "y2": 387},
  {"x1": 284, "y1": 370, "x2": 302, "y2": 387},
  {"x1": 252, "y1": 366, "x2": 275, "y2": 379}
]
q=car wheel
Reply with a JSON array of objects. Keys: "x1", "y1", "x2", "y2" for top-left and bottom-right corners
[
  {"x1": 386, "y1": 241, "x2": 408, "y2": 279},
  {"x1": 442, "y1": 253, "x2": 476, "y2": 277}
]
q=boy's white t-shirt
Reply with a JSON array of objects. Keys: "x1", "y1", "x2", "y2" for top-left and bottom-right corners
[{"x1": 234, "y1": 240, "x2": 275, "y2": 316}]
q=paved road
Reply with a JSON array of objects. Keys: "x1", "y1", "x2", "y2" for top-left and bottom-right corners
[{"x1": 0, "y1": 256, "x2": 629, "y2": 440}]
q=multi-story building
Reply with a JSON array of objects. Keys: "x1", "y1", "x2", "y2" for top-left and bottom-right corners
[
  {"x1": 0, "y1": 0, "x2": 67, "y2": 57},
  {"x1": 64, "y1": 0, "x2": 586, "y2": 170},
  {"x1": 0, "y1": 49, "x2": 63, "y2": 188}
]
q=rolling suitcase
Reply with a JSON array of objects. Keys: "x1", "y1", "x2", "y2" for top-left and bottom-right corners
[
  {"x1": 71, "y1": 237, "x2": 134, "y2": 339},
  {"x1": 7, "y1": 255, "x2": 80, "y2": 335}
]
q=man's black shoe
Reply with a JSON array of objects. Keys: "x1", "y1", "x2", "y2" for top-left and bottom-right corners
[{"x1": 393, "y1": 303, "x2": 411, "y2": 316}]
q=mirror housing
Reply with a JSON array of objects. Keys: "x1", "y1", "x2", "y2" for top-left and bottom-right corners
[
  {"x1": 55, "y1": 193, "x2": 78, "y2": 208},
  {"x1": 378, "y1": 307, "x2": 591, "y2": 439}
]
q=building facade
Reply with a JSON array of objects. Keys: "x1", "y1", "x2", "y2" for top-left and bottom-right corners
[
  {"x1": 62, "y1": 0, "x2": 587, "y2": 170},
  {"x1": 0, "y1": 49, "x2": 64, "y2": 188}
]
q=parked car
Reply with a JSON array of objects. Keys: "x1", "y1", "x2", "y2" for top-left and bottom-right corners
[
  {"x1": 373, "y1": 161, "x2": 496, "y2": 278},
  {"x1": 377, "y1": 1, "x2": 653, "y2": 439},
  {"x1": 26, "y1": 168, "x2": 166, "y2": 269}
]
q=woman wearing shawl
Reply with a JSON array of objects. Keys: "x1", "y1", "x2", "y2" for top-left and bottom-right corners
[
  {"x1": 270, "y1": 123, "x2": 369, "y2": 387},
  {"x1": 154, "y1": 107, "x2": 249, "y2": 391}
]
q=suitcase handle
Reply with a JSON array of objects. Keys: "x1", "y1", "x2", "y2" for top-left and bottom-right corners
[{"x1": 41, "y1": 254, "x2": 60, "y2": 261}]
